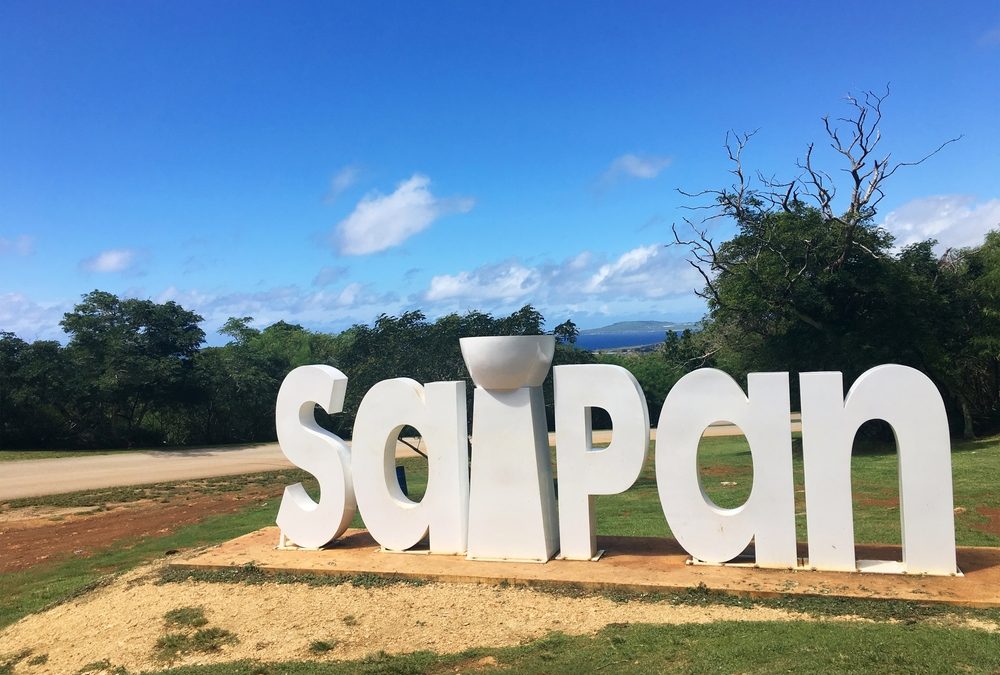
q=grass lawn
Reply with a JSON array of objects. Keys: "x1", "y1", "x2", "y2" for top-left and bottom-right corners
[
  {"x1": 0, "y1": 449, "x2": 132, "y2": 461},
  {"x1": 138, "y1": 621, "x2": 1000, "y2": 674},
  {"x1": 594, "y1": 432, "x2": 1000, "y2": 547},
  {"x1": 1, "y1": 434, "x2": 998, "y2": 673}
]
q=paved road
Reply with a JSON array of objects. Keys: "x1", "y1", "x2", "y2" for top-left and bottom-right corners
[
  {"x1": 1, "y1": 417, "x2": 801, "y2": 500},
  {"x1": 0, "y1": 444, "x2": 291, "y2": 501}
]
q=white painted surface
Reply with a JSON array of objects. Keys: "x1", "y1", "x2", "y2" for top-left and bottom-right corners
[
  {"x1": 464, "y1": 336, "x2": 558, "y2": 562},
  {"x1": 656, "y1": 369, "x2": 798, "y2": 568},
  {"x1": 274, "y1": 365, "x2": 356, "y2": 549},
  {"x1": 352, "y1": 378, "x2": 469, "y2": 553},
  {"x1": 466, "y1": 386, "x2": 559, "y2": 561},
  {"x1": 555, "y1": 364, "x2": 649, "y2": 560},
  {"x1": 459, "y1": 335, "x2": 555, "y2": 390},
  {"x1": 801, "y1": 365, "x2": 957, "y2": 575}
]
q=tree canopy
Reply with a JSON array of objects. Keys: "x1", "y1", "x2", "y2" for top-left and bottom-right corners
[
  {"x1": 0, "y1": 298, "x2": 591, "y2": 449},
  {"x1": 670, "y1": 90, "x2": 998, "y2": 438}
]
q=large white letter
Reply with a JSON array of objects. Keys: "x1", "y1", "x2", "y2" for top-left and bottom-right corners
[
  {"x1": 656, "y1": 369, "x2": 797, "y2": 567},
  {"x1": 555, "y1": 364, "x2": 650, "y2": 560},
  {"x1": 351, "y1": 379, "x2": 469, "y2": 553},
  {"x1": 800, "y1": 365, "x2": 956, "y2": 575},
  {"x1": 275, "y1": 365, "x2": 356, "y2": 549}
]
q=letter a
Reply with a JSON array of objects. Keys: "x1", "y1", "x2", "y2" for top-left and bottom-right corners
[
  {"x1": 656, "y1": 369, "x2": 797, "y2": 567},
  {"x1": 352, "y1": 379, "x2": 470, "y2": 553}
]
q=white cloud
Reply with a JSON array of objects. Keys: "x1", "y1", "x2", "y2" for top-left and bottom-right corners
[
  {"x1": 421, "y1": 244, "x2": 700, "y2": 315},
  {"x1": 333, "y1": 174, "x2": 474, "y2": 255},
  {"x1": 79, "y1": 248, "x2": 140, "y2": 273},
  {"x1": 600, "y1": 153, "x2": 671, "y2": 186},
  {"x1": 0, "y1": 293, "x2": 69, "y2": 340},
  {"x1": 0, "y1": 234, "x2": 34, "y2": 256},
  {"x1": 2, "y1": 243, "x2": 705, "y2": 344},
  {"x1": 882, "y1": 195, "x2": 1000, "y2": 252},
  {"x1": 585, "y1": 244, "x2": 662, "y2": 294},
  {"x1": 426, "y1": 263, "x2": 541, "y2": 302},
  {"x1": 325, "y1": 165, "x2": 360, "y2": 203},
  {"x1": 157, "y1": 282, "x2": 400, "y2": 338}
]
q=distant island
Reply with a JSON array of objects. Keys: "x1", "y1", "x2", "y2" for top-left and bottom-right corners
[
  {"x1": 574, "y1": 320, "x2": 700, "y2": 352},
  {"x1": 580, "y1": 320, "x2": 699, "y2": 335}
]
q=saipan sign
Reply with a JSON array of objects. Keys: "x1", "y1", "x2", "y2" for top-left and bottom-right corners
[{"x1": 274, "y1": 336, "x2": 959, "y2": 577}]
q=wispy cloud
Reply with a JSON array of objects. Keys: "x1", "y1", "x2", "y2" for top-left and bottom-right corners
[
  {"x1": 79, "y1": 248, "x2": 143, "y2": 274},
  {"x1": 156, "y1": 282, "x2": 400, "y2": 336},
  {"x1": 0, "y1": 234, "x2": 35, "y2": 256},
  {"x1": 312, "y1": 265, "x2": 350, "y2": 287},
  {"x1": 324, "y1": 165, "x2": 361, "y2": 203},
  {"x1": 0, "y1": 292, "x2": 69, "y2": 340},
  {"x1": 422, "y1": 244, "x2": 698, "y2": 309},
  {"x1": 882, "y1": 195, "x2": 1000, "y2": 252},
  {"x1": 426, "y1": 262, "x2": 541, "y2": 302},
  {"x1": 979, "y1": 25, "x2": 1000, "y2": 46},
  {"x1": 599, "y1": 153, "x2": 671, "y2": 189},
  {"x1": 584, "y1": 244, "x2": 666, "y2": 295},
  {"x1": 333, "y1": 174, "x2": 474, "y2": 255}
]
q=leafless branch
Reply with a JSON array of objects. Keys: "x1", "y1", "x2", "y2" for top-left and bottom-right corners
[{"x1": 670, "y1": 86, "x2": 958, "y2": 326}]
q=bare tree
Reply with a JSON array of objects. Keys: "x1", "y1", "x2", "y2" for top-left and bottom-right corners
[{"x1": 672, "y1": 86, "x2": 961, "y2": 308}]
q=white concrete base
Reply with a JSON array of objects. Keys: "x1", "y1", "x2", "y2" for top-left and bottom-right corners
[{"x1": 688, "y1": 556, "x2": 964, "y2": 577}]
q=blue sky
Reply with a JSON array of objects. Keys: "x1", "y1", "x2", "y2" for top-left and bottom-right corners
[{"x1": 2, "y1": 1, "x2": 999, "y2": 343}]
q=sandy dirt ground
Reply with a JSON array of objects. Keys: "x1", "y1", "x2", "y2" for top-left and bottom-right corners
[
  {"x1": 1, "y1": 418, "x2": 802, "y2": 501},
  {"x1": 1, "y1": 558, "x2": 995, "y2": 675},
  {"x1": 0, "y1": 558, "x2": 900, "y2": 675}
]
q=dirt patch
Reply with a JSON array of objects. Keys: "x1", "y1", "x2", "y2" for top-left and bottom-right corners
[
  {"x1": 0, "y1": 489, "x2": 273, "y2": 574},
  {"x1": 974, "y1": 507, "x2": 1000, "y2": 538},
  {"x1": 0, "y1": 561, "x2": 904, "y2": 675},
  {"x1": 0, "y1": 504, "x2": 104, "y2": 525},
  {"x1": 856, "y1": 496, "x2": 900, "y2": 509}
]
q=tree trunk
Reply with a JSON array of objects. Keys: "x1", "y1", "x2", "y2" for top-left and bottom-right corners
[{"x1": 960, "y1": 396, "x2": 975, "y2": 441}]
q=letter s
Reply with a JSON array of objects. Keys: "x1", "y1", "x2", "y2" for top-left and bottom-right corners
[{"x1": 275, "y1": 365, "x2": 356, "y2": 548}]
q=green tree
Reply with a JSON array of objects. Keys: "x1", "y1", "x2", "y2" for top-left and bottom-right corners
[
  {"x1": 59, "y1": 290, "x2": 205, "y2": 447},
  {"x1": 190, "y1": 317, "x2": 347, "y2": 443},
  {"x1": 670, "y1": 90, "x2": 998, "y2": 437},
  {"x1": 553, "y1": 319, "x2": 580, "y2": 345},
  {"x1": 0, "y1": 332, "x2": 27, "y2": 448}
]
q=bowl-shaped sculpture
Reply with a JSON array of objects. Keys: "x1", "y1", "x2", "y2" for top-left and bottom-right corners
[{"x1": 460, "y1": 335, "x2": 556, "y2": 390}]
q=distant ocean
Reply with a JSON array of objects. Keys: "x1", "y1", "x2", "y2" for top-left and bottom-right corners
[{"x1": 575, "y1": 331, "x2": 667, "y2": 351}]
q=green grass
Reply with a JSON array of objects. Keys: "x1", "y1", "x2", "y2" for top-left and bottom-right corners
[
  {"x1": 4, "y1": 468, "x2": 313, "y2": 510},
  {"x1": 0, "y1": 649, "x2": 33, "y2": 675},
  {"x1": 0, "y1": 441, "x2": 277, "y2": 462},
  {"x1": 1, "y1": 436, "x2": 997, "y2": 672},
  {"x1": 164, "y1": 606, "x2": 209, "y2": 629},
  {"x1": 76, "y1": 659, "x2": 129, "y2": 674},
  {"x1": 593, "y1": 432, "x2": 1000, "y2": 547},
  {"x1": 308, "y1": 640, "x2": 337, "y2": 654},
  {"x1": 131, "y1": 620, "x2": 1000, "y2": 674},
  {"x1": 155, "y1": 627, "x2": 238, "y2": 662},
  {"x1": 0, "y1": 449, "x2": 128, "y2": 461}
]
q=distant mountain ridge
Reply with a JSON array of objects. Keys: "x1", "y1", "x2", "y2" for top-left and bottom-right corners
[{"x1": 580, "y1": 320, "x2": 698, "y2": 335}]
